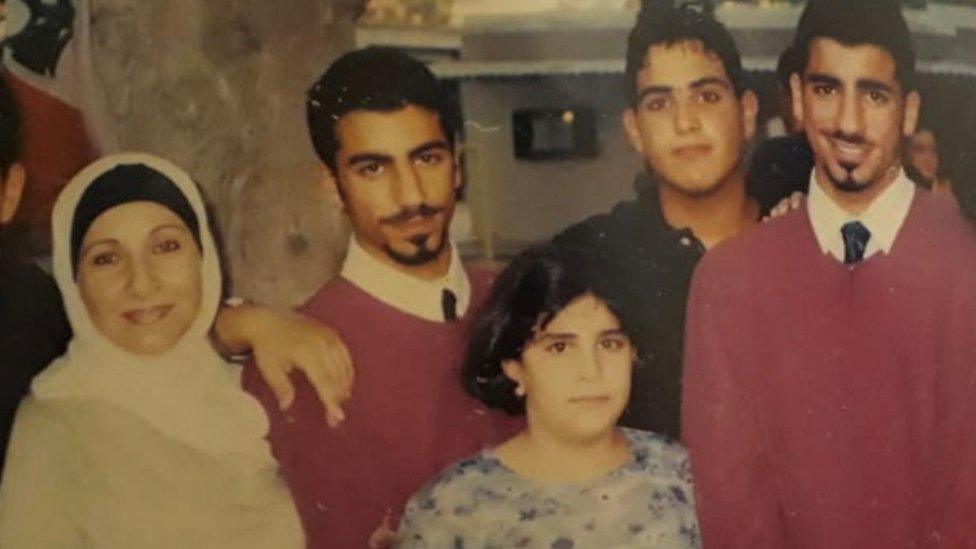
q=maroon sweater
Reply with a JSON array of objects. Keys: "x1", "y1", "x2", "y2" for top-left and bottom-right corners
[
  {"x1": 683, "y1": 191, "x2": 976, "y2": 548},
  {"x1": 243, "y1": 268, "x2": 518, "y2": 548}
]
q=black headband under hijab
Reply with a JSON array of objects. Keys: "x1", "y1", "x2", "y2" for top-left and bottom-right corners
[{"x1": 70, "y1": 163, "x2": 202, "y2": 275}]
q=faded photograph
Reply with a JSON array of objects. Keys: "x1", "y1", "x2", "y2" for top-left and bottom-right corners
[{"x1": 1, "y1": 0, "x2": 975, "y2": 547}]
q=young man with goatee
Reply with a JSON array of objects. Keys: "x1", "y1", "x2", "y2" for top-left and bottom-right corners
[
  {"x1": 683, "y1": 1, "x2": 976, "y2": 546},
  {"x1": 243, "y1": 48, "x2": 516, "y2": 548}
]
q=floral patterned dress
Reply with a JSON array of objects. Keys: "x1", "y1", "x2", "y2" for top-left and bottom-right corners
[{"x1": 397, "y1": 428, "x2": 700, "y2": 548}]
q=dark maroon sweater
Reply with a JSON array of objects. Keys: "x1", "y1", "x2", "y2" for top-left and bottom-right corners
[
  {"x1": 683, "y1": 191, "x2": 976, "y2": 548},
  {"x1": 243, "y1": 268, "x2": 518, "y2": 548}
]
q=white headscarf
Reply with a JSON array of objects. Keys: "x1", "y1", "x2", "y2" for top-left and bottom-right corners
[{"x1": 32, "y1": 152, "x2": 273, "y2": 463}]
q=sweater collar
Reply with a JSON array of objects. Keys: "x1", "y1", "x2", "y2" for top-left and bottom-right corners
[
  {"x1": 807, "y1": 167, "x2": 915, "y2": 263},
  {"x1": 340, "y1": 237, "x2": 470, "y2": 323}
]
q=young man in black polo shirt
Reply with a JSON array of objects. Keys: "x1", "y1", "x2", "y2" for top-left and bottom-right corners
[{"x1": 554, "y1": 3, "x2": 791, "y2": 440}]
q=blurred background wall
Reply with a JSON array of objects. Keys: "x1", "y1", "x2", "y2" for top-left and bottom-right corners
[{"x1": 3, "y1": 0, "x2": 975, "y2": 305}]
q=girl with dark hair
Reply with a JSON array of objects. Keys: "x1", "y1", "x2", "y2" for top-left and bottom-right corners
[
  {"x1": 0, "y1": 153, "x2": 303, "y2": 548},
  {"x1": 397, "y1": 245, "x2": 700, "y2": 547}
]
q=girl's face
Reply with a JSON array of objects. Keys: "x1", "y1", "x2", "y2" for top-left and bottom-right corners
[
  {"x1": 504, "y1": 293, "x2": 634, "y2": 444},
  {"x1": 76, "y1": 201, "x2": 202, "y2": 355}
]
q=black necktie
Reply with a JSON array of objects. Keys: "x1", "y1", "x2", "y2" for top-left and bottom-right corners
[
  {"x1": 441, "y1": 289, "x2": 458, "y2": 321},
  {"x1": 841, "y1": 221, "x2": 871, "y2": 265}
]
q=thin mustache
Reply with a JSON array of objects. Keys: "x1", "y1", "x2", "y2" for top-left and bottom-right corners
[
  {"x1": 828, "y1": 130, "x2": 868, "y2": 146},
  {"x1": 379, "y1": 204, "x2": 444, "y2": 225}
]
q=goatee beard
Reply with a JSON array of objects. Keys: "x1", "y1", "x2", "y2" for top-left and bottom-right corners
[
  {"x1": 384, "y1": 232, "x2": 448, "y2": 266},
  {"x1": 829, "y1": 163, "x2": 868, "y2": 193}
]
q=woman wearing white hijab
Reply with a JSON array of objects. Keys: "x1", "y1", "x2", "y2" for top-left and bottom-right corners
[{"x1": 0, "y1": 153, "x2": 304, "y2": 548}]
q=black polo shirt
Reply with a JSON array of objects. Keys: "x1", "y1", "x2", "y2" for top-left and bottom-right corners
[
  {"x1": 553, "y1": 173, "x2": 793, "y2": 441},
  {"x1": 747, "y1": 134, "x2": 814, "y2": 214},
  {"x1": 553, "y1": 179, "x2": 703, "y2": 440}
]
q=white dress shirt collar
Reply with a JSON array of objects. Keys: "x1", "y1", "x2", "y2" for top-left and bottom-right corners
[
  {"x1": 807, "y1": 168, "x2": 915, "y2": 263},
  {"x1": 340, "y1": 237, "x2": 471, "y2": 322}
]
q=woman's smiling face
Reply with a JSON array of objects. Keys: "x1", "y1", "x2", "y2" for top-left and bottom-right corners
[{"x1": 76, "y1": 200, "x2": 202, "y2": 355}]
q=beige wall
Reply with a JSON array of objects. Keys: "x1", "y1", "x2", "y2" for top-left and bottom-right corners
[{"x1": 460, "y1": 74, "x2": 641, "y2": 251}]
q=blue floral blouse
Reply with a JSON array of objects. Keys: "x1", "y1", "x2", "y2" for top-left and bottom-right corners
[{"x1": 397, "y1": 428, "x2": 700, "y2": 548}]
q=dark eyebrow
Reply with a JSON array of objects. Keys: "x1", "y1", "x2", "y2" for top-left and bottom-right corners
[
  {"x1": 806, "y1": 73, "x2": 842, "y2": 88},
  {"x1": 345, "y1": 152, "x2": 392, "y2": 167},
  {"x1": 409, "y1": 140, "x2": 451, "y2": 158},
  {"x1": 635, "y1": 77, "x2": 730, "y2": 104},
  {"x1": 635, "y1": 85, "x2": 673, "y2": 103},
  {"x1": 80, "y1": 222, "x2": 189, "y2": 258},
  {"x1": 806, "y1": 73, "x2": 895, "y2": 95},
  {"x1": 534, "y1": 329, "x2": 627, "y2": 343},
  {"x1": 533, "y1": 332, "x2": 577, "y2": 344},
  {"x1": 690, "y1": 77, "x2": 732, "y2": 90},
  {"x1": 80, "y1": 238, "x2": 119, "y2": 258},
  {"x1": 345, "y1": 141, "x2": 451, "y2": 167},
  {"x1": 151, "y1": 223, "x2": 191, "y2": 236},
  {"x1": 856, "y1": 79, "x2": 894, "y2": 94}
]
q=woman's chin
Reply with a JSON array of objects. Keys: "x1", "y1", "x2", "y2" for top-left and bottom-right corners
[{"x1": 107, "y1": 330, "x2": 186, "y2": 356}]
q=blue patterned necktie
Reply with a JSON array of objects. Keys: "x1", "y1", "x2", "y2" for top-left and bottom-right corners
[{"x1": 841, "y1": 221, "x2": 871, "y2": 265}]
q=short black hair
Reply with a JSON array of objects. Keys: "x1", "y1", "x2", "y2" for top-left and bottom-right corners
[
  {"x1": 461, "y1": 243, "x2": 634, "y2": 415},
  {"x1": 0, "y1": 75, "x2": 23, "y2": 177},
  {"x1": 625, "y1": 2, "x2": 746, "y2": 104},
  {"x1": 306, "y1": 47, "x2": 460, "y2": 173},
  {"x1": 792, "y1": 0, "x2": 916, "y2": 92}
]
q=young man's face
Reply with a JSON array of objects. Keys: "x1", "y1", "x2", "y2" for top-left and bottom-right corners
[
  {"x1": 623, "y1": 40, "x2": 757, "y2": 196},
  {"x1": 331, "y1": 104, "x2": 459, "y2": 268},
  {"x1": 791, "y1": 38, "x2": 920, "y2": 195}
]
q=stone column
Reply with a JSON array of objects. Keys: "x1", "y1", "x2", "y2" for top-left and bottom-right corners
[{"x1": 88, "y1": 0, "x2": 360, "y2": 305}]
